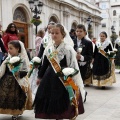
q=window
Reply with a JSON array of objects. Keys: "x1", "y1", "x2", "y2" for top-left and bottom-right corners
[
  {"x1": 102, "y1": 23, "x2": 106, "y2": 27},
  {"x1": 113, "y1": 10, "x2": 116, "y2": 16},
  {"x1": 13, "y1": 7, "x2": 27, "y2": 22}
]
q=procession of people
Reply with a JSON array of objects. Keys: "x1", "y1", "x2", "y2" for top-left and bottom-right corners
[{"x1": 0, "y1": 21, "x2": 120, "y2": 120}]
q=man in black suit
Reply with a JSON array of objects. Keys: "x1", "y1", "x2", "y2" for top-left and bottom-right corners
[{"x1": 73, "y1": 24, "x2": 93, "y2": 86}]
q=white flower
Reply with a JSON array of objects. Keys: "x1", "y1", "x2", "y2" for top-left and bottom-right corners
[
  {"x1": 77, "y1": 48, "x2": 82, "y2": 53},
  {"x1": 32, "y1": 57, "x2": 41, "y2": 63},
  {"x1": 62, "y1": 68, "x2": 75, "y2": 76},
  {"x1": 9, "y1": 56, "x2": 20, "y2": 64},
  {"x1": 107, "y1": 50, "x2": 110, "y2": 55},
  {"x1": 113, "y1": 48, "x2": 117, "y2": 52},
  {"x1": 107, "y1": 52, "x2": 110, "y2": 55}
]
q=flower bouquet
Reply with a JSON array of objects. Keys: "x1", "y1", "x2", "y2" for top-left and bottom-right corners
[
  {"x1": 60, "y1": 68, "x2": 79, "y2": 101},
  {"x1": 62, "y1": 68, "x2": 79, "y2": 78},
  {"x1": 28, "y1": 57, "x2": 41, "y2": 78},
  {"x1": 77, "y1": 47, "x2": 82, "y2": 53},
  {"x1": 106, "y1": 49, "x2": 117, "y2": 60},
  {"x1": 6, "y1": 56, "x2": 22, "y2": 74}
]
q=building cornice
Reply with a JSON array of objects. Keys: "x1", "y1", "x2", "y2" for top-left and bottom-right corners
[
  {"x1": 53, "y1": 0, "x2": 101, "y2": 12},
  {"x1": 111, "y1": 5, "x2": 120, "y2": 7},
  {"x1": 52, "y1": 0, "x2": 102, "y2": 19}
]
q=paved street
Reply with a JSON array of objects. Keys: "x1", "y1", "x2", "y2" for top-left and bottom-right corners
[{"x1": 0, "y1": 70, "x2": 120, "y2": 120}]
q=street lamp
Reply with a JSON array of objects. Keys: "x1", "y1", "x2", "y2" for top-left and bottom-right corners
[
  {"x1": 28, "y1": 0, "x2": 43, "y2": 34},
  {"x1": 111, "y1": 25, "x2": 117, "y2": 46},
  {"x1": 111, "y1": 25, "x2": 115, "y2": 33},
  {"x1": 86, "y1": 16, "x2": 93, "y2": 39},
  {"x1": 86, "y1": 16, "x2": 92, "y2": 25}
]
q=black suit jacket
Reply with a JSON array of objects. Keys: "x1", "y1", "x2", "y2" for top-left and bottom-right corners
[
  {"x1": 73, "y1": 37, "x2": 93, "y2": 80},
  {"x1": 73, "y1": 37, "x2": 93, "y2": 62}
]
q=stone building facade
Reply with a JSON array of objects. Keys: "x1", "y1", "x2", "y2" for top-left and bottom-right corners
[{"x1": 0, "y1": 0, "x2": 102, "y2": 49}]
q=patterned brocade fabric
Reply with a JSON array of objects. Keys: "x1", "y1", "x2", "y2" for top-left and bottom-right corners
[
  {"x1": 85, "y1": 63, "x2": 92, "y2": 80},
  {"x1": 0, "y1": 74, "x2": 26, "y2": 110},
  {"x1": 93, "y1": 70, "x2": 111, "y2": 80}
]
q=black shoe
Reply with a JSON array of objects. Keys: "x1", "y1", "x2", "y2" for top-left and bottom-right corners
[
  {"x1": 12, "y1": 115, "x2": 18, "y2": 120},
  {"x1": 84, "y1": 91, "x2": 87, "y2": 103},
  {"x1": 101, "y1": 86, "x2": 106, "y2": 89},
  {"x1": 85, "y1": 84, "x2": 90, "y2": 87}
]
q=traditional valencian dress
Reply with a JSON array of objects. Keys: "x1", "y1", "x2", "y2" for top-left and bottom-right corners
[
  {"x1": 0, "y1": 56, "x2": 32, "y2": 115},
  {"x1": 93, "y1": 39, "x2": 115, "y2": 86},
  {"x1": 38, "y1": 32, "x2": 52, "y2": 59},
  {"x1": 33, "y1": 41, "x2": 84, "y2": 119},
  {"x1": 31, "y1": 33, "x2": 51, "y2": 96}
]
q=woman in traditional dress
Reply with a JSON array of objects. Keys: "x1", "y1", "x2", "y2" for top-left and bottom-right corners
[
  {"x1": 0, "y1": 40, "x2": 32, "y2": 120},
  {"x1": 30, "y1": 29, "x2": 45, "y2": 96},
  {"x1": 37, "y1": 21, "x2": 56, "y2": 58},
  {"x1": 93, "y1": 31, "x2": 114, "y2": 87},
  {"x1": 33, "y1": 24, "x2": 84, "y2": 119}
]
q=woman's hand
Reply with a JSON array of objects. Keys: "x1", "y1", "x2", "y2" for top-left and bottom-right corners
[{"x1": 36, "y1": 79, "x2": 41, "y2": 85}]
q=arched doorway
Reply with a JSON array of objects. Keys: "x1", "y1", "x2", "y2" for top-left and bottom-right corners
[
  {"x1": 13, "y1": 7, "x2": 28, "y2": 48},
  {"x1": 49, "y1": 15, "x2": 59, "y2": 23},
  {"x1": 71, "y1": 22, "x2": 77, "y2": 29}
]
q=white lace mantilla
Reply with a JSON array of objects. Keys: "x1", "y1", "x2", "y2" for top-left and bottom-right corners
[
  {"x1": 44, "y1": 42, "x2": 84, "y2": 89},
  {"x1": 96, "y1": 39, "x2": 113, "y2": 50},
  {"x1": 42, "y1": 34, "x2": 52, "y2": 48}
]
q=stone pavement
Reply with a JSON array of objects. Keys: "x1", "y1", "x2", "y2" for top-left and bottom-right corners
[{"x1": 0, "y1": 70, "x2": 120, "y2": 120}]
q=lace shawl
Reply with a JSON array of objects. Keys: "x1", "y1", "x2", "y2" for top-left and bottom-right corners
[{"x1": 44, "y1": 42, "x2": 84, "y2": 89}]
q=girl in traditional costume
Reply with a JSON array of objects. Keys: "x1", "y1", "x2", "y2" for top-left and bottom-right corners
[
  {"x1": 0, "y1": 40, "x2": 32, "y2": 120},
  {"x1": 37, "y1": 21, "x2": 56, "y2": 58},
  {"x1": 93, "y1": 31, "x2": 115, "y2": 87},
  {"x1": 33, "y1": 24, "x2": 84, "y2": 119},
  {"x1": 30, "y1": 22, "x2": 56, "y2": 98}
]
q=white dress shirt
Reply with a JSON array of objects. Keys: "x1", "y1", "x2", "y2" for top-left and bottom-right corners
[{"x1": 77, "y1": 38, "x2": 86, "y2": 66}]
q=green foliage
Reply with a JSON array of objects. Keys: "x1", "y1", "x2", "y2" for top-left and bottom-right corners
[{"x1": 30, "y1": 18, "x2": 42, "y2": 26}]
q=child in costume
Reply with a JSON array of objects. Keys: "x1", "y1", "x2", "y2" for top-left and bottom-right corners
[
  {"x1": 0, "y1": 40, "x2": 32, "y2": 120},
  {"x1": 33, "y1": 24, "x2": 84, "y2": 119}
]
